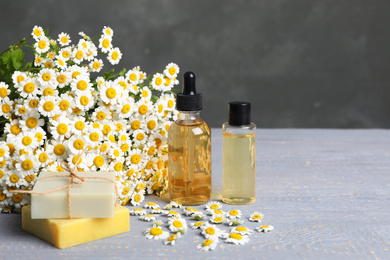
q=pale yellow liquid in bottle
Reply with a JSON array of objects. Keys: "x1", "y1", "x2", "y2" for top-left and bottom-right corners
[
  {"x1": 168, "y1": 120, "x2": 211, "y2": 205},
  {"x1": 222, "y1": 132, "x2": 256, "y2": 205}
]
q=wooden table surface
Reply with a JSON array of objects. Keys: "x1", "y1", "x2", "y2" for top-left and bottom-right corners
[{"x1": 1, "y1": 129, "x2": 390, "y2": 259}]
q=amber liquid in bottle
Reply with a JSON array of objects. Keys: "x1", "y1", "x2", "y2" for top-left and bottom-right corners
[{"x1": 168, "y1": 112, "x2": 211, "y2": 205}]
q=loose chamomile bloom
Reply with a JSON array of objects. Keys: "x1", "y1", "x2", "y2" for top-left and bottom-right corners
[
  {"x1": 15, "y1": 131, "x2": 39, "y2": 152},
  {"x1": 37, "y1": 68, "x2": 57, "y2": 87},
  {"x1": 249, "y1": 211, "x2": 264, "y2": 222},
  {"x1": 205, "y1": 201, "x2": 223, "y2": 211},
  {"x1": 210, "y1": 214, "x2": 225, "y2": 224},
  {"x1": 0, "y1": 82, "x2": 10, "y2": 99},
  {"x1": 224, "y1": 232, "x2": 250, "y2": 245},
  {"x1": 31, "y1": 25, "x2": 44, "y2": 40},
  {"x1": 228, "y1": 217, "x2": 244, "y2": 226},
  {"x1": 58, "y1": 47, "x2": 72, "y2": 61},
  {"x1": 151, "y1": 73, "x2": 165, "y2": 91},
  {"x1": 98, "y1": 35, "x2": 113, "y2": 53},
  {"x1": 17, "y1": 78, "x2": 41, "y2": 99},
  {"x1": 15, "y1": 154, "x2": 41, "y2": 176},
  {"x1": 34, "y1": 36, "x2": 50, "y2": 54},
  {"x1": 256, "y1": 225, "x2": 274, "y2": 233},
  {"x1": 164, "y1": 62, "x2": 180, "y2": 79},
  {"x1": 34, "y1": 55, "x2": 43, "y2": 67},
  {"x1": 201, "y1": 223, "x2": 226, "y2": 240},
  {"x1": 71, "y1": 75, "x2": 92, "y2": 93},
  {"x1": 132, "y1": 129, "x2": 148, "y2": 146},
  {"x1": 0, "y1": 97, "x2": 13, "y2": 117},
  {"x1": 108, "y1": 47, "x2": 123, "y2": 65},
  {"x1": 58, "y1": 94, "x2": 75, "y2": 115},
  {"x1": 89, "y1": 59, "x2": 104, "y2": 72},
  {"x1": 38, "y1": 96, "x2": 60, "y2": 117},
  {"x1": 164, "y1": 233, "x2": 180, "y2": 246},
  {"x1": 231, "y1": 226, "x2": 253, "y2": 235},
  {"x1": 55, "y1": 57, "x2": 67, "y2": 70},
  {"x1": 143, "y1": 201, "x2": 160, "y2": 209},
  {"x1": 226, "y1": 209, "x2": 243, "y2": 219},
  {"x1": 72, "y1": 47, "x2": 86, "y2": 64},
  {"x1": 197, "y1": 238, "x2": 218, "y2": 251},
  {"x1": 166, "y1": 210, "x2": 181, "y2": 218},
  {"x1": 125, "y1": 69, "x2": 141, "y2": 85},
  {"x1": 144, "y1": 226, "x2": 169, "y2": 240},
  {"x1": 130, "y1": 191, "x2": 145, "y2": 206},
  {"x1": 207, "y1": 209, "x2": 226, "y2": 216},
  {"x1": 47, "y1": 139, "x2": 69, "y2": 161},
  {"x1": 92, "y1": 106, "x2": 112, "y2": 121},
  {"x1": 99, "y1": 81, "x2": 122, "y2": 105},
  {"x1": 19, "y1": 110, "x2": 45, "y2": 131},
  {"x1": 183, "y1": 207, "x2": 200, "y2": 216},
  {"x1": 57, "y1": 32, "x2": 71, "y2": 46},
  {"x1": 151, "y1": 208, "x2": 165, "y2": 214},
  {"x1": 129, "y1": 208, "x2": 146, "y2": 216},
  {"x1": 190, "y1": 221, "x2": 207, "y2": 230},
  {"x1": 102, "y1": 26, "x2": 114, "y2": 38},
  {"x1": 139, "y1": 214, "x2": 157, "y2": 222},
  {"x1": 55, "y1": 71, "x2": 72, "y2": 89},
  {"x1": 168, "y1": 218, "x2": 187, "y2": 233},
  {"x1": 192, "y1": 212, "x2": 206, "y2": 221},
  {"x1": 12, "y1": 71, "x2": 28, "y2": 85},
  {"x1": 74, "y1": 90, "x2": 95, "y2": 111}
]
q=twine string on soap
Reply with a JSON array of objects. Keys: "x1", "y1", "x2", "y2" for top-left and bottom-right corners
[{"x1": 9, "y1": 146, "x2": 119, "y2": 219}]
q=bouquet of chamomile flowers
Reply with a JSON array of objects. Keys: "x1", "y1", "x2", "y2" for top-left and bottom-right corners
[{"x1": 0, "y1": 25, "x2": 179, "y2": 213}]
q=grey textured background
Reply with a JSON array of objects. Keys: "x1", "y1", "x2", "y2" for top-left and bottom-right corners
[{"x1": 1, "y1": 0, "x2": 390, "y2": 128}]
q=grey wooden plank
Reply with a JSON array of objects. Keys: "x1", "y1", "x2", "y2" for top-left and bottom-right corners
[{"x1": 1, "y1": 129, "x2": 389, "y2": 259}]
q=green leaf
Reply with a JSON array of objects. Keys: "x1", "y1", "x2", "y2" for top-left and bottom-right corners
[
  {"x1": 119, "y1": 68, "x2": 127, "y2": 77},
  {"x1": 11, "y1": 48, "x2": 25, "y2": 70}
]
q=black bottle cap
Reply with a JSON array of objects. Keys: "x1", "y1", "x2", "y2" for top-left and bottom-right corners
[
  {"x1": 228, "y1": 101, "x2": 251, "y2": 126},
  {"x1": 176, "y1": 71, "x2": 202, "y2": 111}
]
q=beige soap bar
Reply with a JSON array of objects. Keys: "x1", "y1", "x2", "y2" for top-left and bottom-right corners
[
  {"x1": 22, "y1": 205, "x2": 129, "y2": 249},
  {"x1": 31, "y1": 172, "x2": 116, "y2": 219}
]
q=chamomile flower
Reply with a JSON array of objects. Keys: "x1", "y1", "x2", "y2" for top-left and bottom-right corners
[
  {"x1": 15, "y1": 132, "x2": 39, "y2": 152},
  {"x1": 144, "y1": 226, "x2": 169, "y2": 240},
  {"x1": 143, "y1": 201, "x2": 160, "y2": 209},
  {"x1": 0, "y1": 82, "x2": 10, "y2": 99},
  {"x1": 98, "y1": 35, "x2": 113, "y2": 53},
  {"x1": 0, "y1": 97, "x2": 13, "y2": 117},
  {"x1": 231, "y1": 226, "x2": 253, "y2": 235},
  {"x1": 0, "y1": 142, "x2": 10, "y2": 161},
  {"x1": 38, "y1": 96, "x2": 60, "y2": 117},
  {"x1": 34, "y1": 55, "x2": 43, "y2": 67},
  {"x1": 190, "y1": 221, "x2": 207, "y2": 230},
  {"x1": 33, "y1": 127, "x2": 46, "y2": 145},
  {"x1": 5, "y1": 171, "x2": 27, "y2": 188},
  {"x1": 87, "y1": 152, "x2": 108, "y2": 171},
  {"x1": 201, "y1": 223, "x2": 225, "y2": 240},
  {"x1": 42, "y1": 58, "x2": 54, "y2": 69},
  {"x1": 126, "y1": 148, "x2": 147, "y2": 171},
  {"x1": 66, "y1": 152, "x2": 88, "y2": 171},
  {"x1": 74, "y1": 90, "x2": 95, "y2": 111},
  {"x1": 107, "y1": 47, "x2": 122, "y2": 65},
  {"x1": 197, "y1": 238, "x2": 218, "y2": 251},
  {"x1": 50, "y1": 116, "x2": 72, "y2": 141},
  {"x1": 5, "y1": 120, "x2": 22, "y2": 137},
  {"x1": 166, "y1": 210, "x2": 181, "y2": 218},
  {"x1": 92, "y1": 106, "x2": 112, "y2": 121},
  {"x1": 37, "y1": 68, "x2": 56, "y2": 87},
  {"x1": 34, "y1": 148, "x2": 52, "y2": 167},
  {"x1": 227, "y1": 217, "x2": 244, "y2": 226},
  {"x1": 224, "y1": 233, "x2": 250, "y2": 245},
  {"x1": 205, "y1": 201, "x2": 223, "y2": 211},
  {"x1": 55, "y1": 57, "x2": 67, "y2": 70},
  {"x1": 41, "y1": 85, "x2": 59, "y2": 97},
  {"x1": 164, "y1": 233, "x2": 180, "y2": 245},
  {"x1": 31, "y1": 25, "x2": 44, "y2": 40},
  {"x1": 135, "y1": 99, "x2": 153, "y2": 117},
  {"x1": 125, "y1": 69, "x2": 141, "y2": 85},
  {"x1": 256, "y1": 225, "x2": 274, "y2": 233},
  {"x1": 12, "y1": 71, "x2": 28, "y2": 85},
  {"x1": 183, "y1": 207, "x2": 200, "y2": 216},
  {"x1": 151, "y1": 73, "x2": 165, "y2": 91},
  {"x1": 14, "y1": 102, "x2": 29, "y2": 117},
  {"x1": 58, "y1": 47, "x2": 72, "y2": 61},
  {"x1": 68, "y1": 135, "x2": 89, "y2": 154},
  {"x1": 144, "y1": 115, "x2": 159, "y2": 134},
  {"x1": 57, "y1": 32, "x2": 71, "y2": 46},
  {"x1": 209, "y1": 214, "x2": 225, "y2": 224},
  {"x1": 71, "y1": 75, "x2": 92, "y2": 92},
  {"x1": 226, "y1": 209, "x2": 242, "y2": 219},
  {"x1": 102, "y1": 26, "x2": 114, "y2": 38},
  {"x1": 132, "y1": 129, "x2": 148, "y2": 146},
  {"x1": 47, "y1": 139, "x2": 69, "y2": 160},
  {"x1": 207, "y1": 209, "x2": 225, "y2": 216},
  {"x1": 151, "y1": 208, "x2": 164, "y2": 214},
  {"x1": 72, "y1": 47, "x2": 86, "y2": 64},
  {"x1": 57, "y1": 94, "x2": 75, "y2": 115},
  {"x1": 139, "y1": 214, "x2": 157, "y2": 222},
  {"x1": 168, "y1": 218, "x2": 187, "y2": 234},
  {"x1": 162, "y1": 93, "x2": 176, "y2": 111},
  {"x1": 129, "y1": 208, "x2": 146, "y2": 216},
  {"x1": 17, "y1": 78, "x2": 40, "y2": 99},
  {"x1": 249, "y1": 211, "x2": 264, "y2": 222},
  {"x1": 99, "y1": 81, "x2": 122, "y2": 105},
  {"x1": 89, "y1": 58, "x2": 104, "y2": 72},
  {"x1": 164, "y1": 63, "x2": 180, "y2": 79},
  {"x1": 192, "y1": 212, "x2": 206, "y2": 221},
  {"x1": 130, "y1": 191, "x2": 145, "y2": 206},
  {"x1": 34, "y1": 36, "x2": 50, "y2": 54}
]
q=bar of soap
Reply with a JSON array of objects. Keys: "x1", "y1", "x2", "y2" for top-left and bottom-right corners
[
  {"x1": 22, "y1": 205, "x2": 129, "y2": 249},
  {"x1": 31, "y1": 172, "x2": 116, "y2": 219}
]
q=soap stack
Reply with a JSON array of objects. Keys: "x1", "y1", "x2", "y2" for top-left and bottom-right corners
[{"x1": 22, "y1": 172, "x2": 130, "y2": 249}]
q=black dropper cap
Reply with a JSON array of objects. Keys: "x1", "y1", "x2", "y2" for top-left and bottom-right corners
[
  {"x1": 228, "y1": 101, "x2": 251, "y2": 126},
  {"x1": 176, "y1": 71, "x2": 202, "y2": 111}
]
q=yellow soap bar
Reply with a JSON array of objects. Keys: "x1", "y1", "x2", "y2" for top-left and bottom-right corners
[
  {"x1": 31, "y1": 172, "x2": 116, "y2": 219},
  {"x1": 22, "y1": 205, "x2": 129, "y2": 249}
]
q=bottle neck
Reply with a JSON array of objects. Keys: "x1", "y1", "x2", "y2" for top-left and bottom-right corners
[{"x1": 178, "y1": 111, "x2": 201, "y2": 121}]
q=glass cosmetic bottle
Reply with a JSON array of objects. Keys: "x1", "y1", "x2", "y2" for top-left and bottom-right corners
[
  {"x1": 168, "y1": 71, "x2": 211, "y2": 205},
  {"x1": 222, "y1": 101, "x2": 256, "y2": 205}
]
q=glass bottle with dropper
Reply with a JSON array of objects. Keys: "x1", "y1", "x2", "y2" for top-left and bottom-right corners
[
  {"x1": 168, "y1": 71, "x2": 211, "y2": 205},
  {"x1": 222, "y1": 101, "x2": 256, "y2": 205}
]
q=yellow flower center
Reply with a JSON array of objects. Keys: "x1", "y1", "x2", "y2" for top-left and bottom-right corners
[
  {"x1": 44, "y1": 61, "x2": 53, "y2": 68},
  {"x1": 147, "y1": 120, "x2": 156, "y2": 130},
  {"x1": 169, "y1": 67, "x2": 176, "y2": 75},
  {"x1": 75, "y1": 50, "x2": 84, "y2": 60},
  {"x1": 57, "y1": 74, "x2": 67, "y2": 84},
  {"x1": 120, "y1": 143, "x2": 129, "y2": 152},
  {"x1": 229, "y1": 233, "x2": 242, "y2": 240},
  {"x1": 131, "y1": 120, "x2": 140, "y2": 130},
  {"x1": 93, "y1": 62, "x2": 101, "y2": 70},
  {"x1": 12, "y1": 194, "x2": 23, "y2": 203},
  {"x1": 18, "y1": 107, "x2": 27, "y2": 114},
  {"x1": 72, "y1": 155, "x2": 82, "y2": 165},
  {"x1": 96, "y1": 111, "x2": 106, "y2": 120},
  {"x1": 25, "y1": 175, "x2": 35, "y2": 183},
  {"x1": 0, "y1": 149, "x2": 4, "y2": 157},
  {"x1": 89, "y1": 132, "x2": 99, "y2": 142},
  {"x1": 38, "y1": 40, "x2": 47, "y2": 50},
  {"x1": 214, "y1": 210, "x2": 223, "y2": 214},
  {"x1": 59, "y1": 100, "x2": 70, "y2": 110},
  {"x1": 7, "y1": 144, "x2": 15, "y2": 155},
  {"x1": 57, "y1": 123, "x2": 68, "y2": 135},
  {"x1": 202, "y1": 239, "x2": 213, "y2": 247},
  {"x1": 168, "y1": 234, "x2": 177, "y2": 242},
  {"x1": 75, "y1": 121, "x2": 85, "y2": 130},
  {"x1": 214, "y1": 217, "x2": 223, "y2": 222},
  {"x1": 136, "y1": 133, "x2": 144, "y2": 141},
  {"x1": 114, "y1": 162, "x2": 123, "y2": 171},
  {"x1": 133, "y1": 194, "x2": 141, "y2": 202},
  {"x1": 34, "y1": 28, "x2": 41, "y2": 37},
  {"x1": 106, "y1": 88, "x2": 117, "y2": 99},
  {"x1": 61, "y1": 36, "x2": 68, "y2": 43},
  {"x1": 38, "y1": 153, "x2": 48, "y2": 163},
  {"x1": 102, "y1": 125, "x2": 111, "y2": 135},
  {"x1": 145, "y1": 161, "x2": 153, "y2": 170},
  {"x1": 100, "y1": 144, "x2": 108, "y2": 152},
  {"x1": 158, "y1": 104, "x2": 163, "y2": 113},
  {"x1": 43, "y1": 87, "x2": 54, "y2": 96},
  {"x1": 102, "y1": 39, "x2": 110, "y2": 48},
  {"x1": 22, "y1": 136, "x2": 32, "y2": 146},
  {"x1": 35, "y1": 132, "x2": 43, "y2": 142},
  {"x1": 138, "y1": 104, "x2": 148, "y2": 115},
  {"x1": 93, "y1": 156, "x2": 104, "y2": 167},
  {"x1": 146, "y1": 202, "x2": 155, "y2": 206},
  {"x1": 172, "y1": 220, "x2": 183, "y2": 228},
  {"x1": 10, "y1": 174, "x2": 19, "y2": 183},
  {"x1": 155, "y1": 77, "x2": 162, "y2": 86},
  {"x1": 73, "y1": 139, "x2": 84, "y2": 150},
  {"x1": 210, "y1": 204, "x2": 219, "y2": 210},
  {"x1": 72, "y1": 71, "x2": 81, "y2": 79},
  {"x1": 229, "y1": 210, "x2": 239, "y2": 216},
  {"x1": 167, "y1": 100, "x2": 174, "y2": 108},
  {"x1": 148, "y1": 146, "x2": 156, "y2": 156},
  {"x1": 24, "y1": 83, "x2": 35, "y2": 93},
  {"x1": 42, "y1": 73, "x2": 51, "y2": 82},
  {"x1": 61, "y1": 50, "x2": 70, "y2": 59},
  {"x1": 21, "y1": 159, "x2": 33, "y2": 170},
  {"x1": 80, "y1": 96, "x2": 89, "y2": 106},
  {"x1": 252, "y1": 215, "x2": 262, "y2": 220},
  {"x1": 205, "y1": 227, "x2": 215, "y2": 235},
  {"x1": 77, "y1": 80, "x2": 88, "y2": 91},
  {"x1": 131, "y1": 154, "x2": 141, "y2": 164},
  {"x1": 35, "y1": 56, "x2": 42, "y2": 63},
  {"x1": 17, "y1": 75, "x2": 25, "y2": 83},
  {"x1": 129, "y1": 73, "x2": 137, "y2": 81},
  {"x1": 54, "y1": 144, "x2": 66, "y2": 155},
  {"x1": 43, "y1": 101, "x2": 54, "y2": 111},
  {"x1": 111, "y1": 51, "x2": 119, "y2": 60},
  {"x1": 150, "y1": 227, "x2": 163, "y2": 236},
  {"x1": 113, "y1": 150, "x2": 120, "y2": 157},
  {"x1": 29, "y1": 100, "x2": 39, "y2": 108},
  {"x1": 164, "y1": 76, "x2": 171, "y2": 86},
  {"x1": 236, "y1": 227, "x2": 247, "y2": 232},
  {"x1": 2, "y1": 104, "x2": 10, "y2": 113},
  {"x1": 0, "y1": 87, "x2": 8, "y2": 98},
  {"x1": 194, "y1": 222, "x2": 204, "y2": 227},
  {"x1": 121, "y1": 187, "x2": 130, "y2": 195}
]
